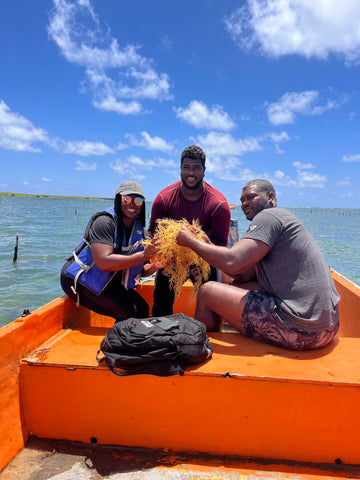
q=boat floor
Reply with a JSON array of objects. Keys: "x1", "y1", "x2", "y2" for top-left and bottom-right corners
[{"x1": 2, "y1": 437, "x2": 360, "y2": 480}]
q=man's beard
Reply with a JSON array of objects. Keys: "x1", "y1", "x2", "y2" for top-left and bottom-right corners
[{"x1": 182, "y1": 178, "x2": 203, "y2": 190}]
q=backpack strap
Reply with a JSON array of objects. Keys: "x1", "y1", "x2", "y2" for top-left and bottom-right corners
[
  {"x1": 96, "y1": 349, "x2": 185, "y2": 376},
  {"x1": 96, "y1": 350, "x2": 126, "y2": 376},
  {"x1": 70, "y1": 247, "x2": 95, "y2": 304}
]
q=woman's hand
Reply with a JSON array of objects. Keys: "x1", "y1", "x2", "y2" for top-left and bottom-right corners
[
  {"x1": 142, "y1": 259, "x2": 165, "y2": 277},
  {"x1": 143, "y1": 238, "x2": 159, "y2": 261}
]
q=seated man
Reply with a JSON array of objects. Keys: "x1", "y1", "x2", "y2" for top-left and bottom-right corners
[{"x1": 176, "y1": 179, "x2": 340, "y2": 351}]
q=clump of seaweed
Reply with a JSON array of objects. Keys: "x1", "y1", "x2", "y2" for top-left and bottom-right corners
[{"x1": 143, "y1": 218, "x2": 210, "y2": 299}]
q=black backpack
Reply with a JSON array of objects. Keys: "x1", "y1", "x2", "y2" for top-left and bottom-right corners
[{"x1": 96, "y1": 313, "x2": 212, "y2": 376}]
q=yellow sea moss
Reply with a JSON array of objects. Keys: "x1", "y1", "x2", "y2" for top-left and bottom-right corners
[{"x1": 144, "y1": 218, "x2": 210, "y2": 299}]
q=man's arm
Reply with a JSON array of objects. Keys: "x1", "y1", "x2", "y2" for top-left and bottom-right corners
[
  {"x1": 148, "y1": 193, "x2": 166, "y2": 236},
  {"x1": 207, "y1": 201, "x2": 231, "y2": 246},
  {"x1": 222, "y1": 266, "x2": 257, "y2": 284},
  {"x1": 177, "y1": 225, "x2": 269, "y2": 275}
]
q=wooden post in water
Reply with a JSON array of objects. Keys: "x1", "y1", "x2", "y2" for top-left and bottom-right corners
[{"x1": 13, "y1": 234, "x2": 19, "y2": 263}]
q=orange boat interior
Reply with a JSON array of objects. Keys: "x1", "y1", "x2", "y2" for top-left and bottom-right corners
[{"x1": 1, "y1": 269, "x2": 360, "y2": 474}]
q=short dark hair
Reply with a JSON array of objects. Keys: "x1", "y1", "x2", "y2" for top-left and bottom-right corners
[
  {"x1": 180, "y1": 145, "x2": 206, "y2": 167},
  {"x1": 243, "y1": 179, "x2": 277, "y2": 207},
  {"x1": 243, "y1": 179, "x2": 276, "y2": 194}
]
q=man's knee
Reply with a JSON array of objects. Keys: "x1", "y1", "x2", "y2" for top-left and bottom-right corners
[{"x1": 198, "y1": 281, "x2": 218, "y2": 301}]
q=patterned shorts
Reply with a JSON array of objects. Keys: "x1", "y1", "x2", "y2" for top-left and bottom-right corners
[{"x1": 241, "y1": 290, "x2": 339, "y2": 350}]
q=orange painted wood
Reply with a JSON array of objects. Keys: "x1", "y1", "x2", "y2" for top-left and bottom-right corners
[
  {"x1": 19, "y1": 297, "x2": 360, "y2": 465},
  {"x1": 0, "y1": 297, "x2": 71, "y2": 471},
  {"x1": 20, "y1": 329, "x2": 360, "y2": 385},
  {"x1": 1, "y1": 271, "x2": 360, "y2": 472},
  {"x1": 331, "y1": 269, "x2": 360, "y2": 337},
  {"x1": 19, "y1": 357, "x2": 360, "y2": 464}
]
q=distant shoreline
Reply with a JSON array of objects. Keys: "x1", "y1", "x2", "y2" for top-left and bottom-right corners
[
  {"x1": 0, "y1": 192, "x2": 112, "y2": 200},
  {"x1": 1, "y1": 192, "x2": 358, "y2": 211}
]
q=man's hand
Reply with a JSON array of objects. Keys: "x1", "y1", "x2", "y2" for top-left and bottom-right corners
[
  {"x1": 200, "y1": 231, "x2": 211, "y2": 244},
  {"x1": 176, "y1": 225, "x2": 196, "y2": 247}
]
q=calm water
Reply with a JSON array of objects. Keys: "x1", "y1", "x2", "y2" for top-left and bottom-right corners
[{"x1": 1, "y1": 195, "x2": 359, "y2": 327}]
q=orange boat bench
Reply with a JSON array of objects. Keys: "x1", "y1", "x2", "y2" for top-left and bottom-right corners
[{"x1": 1, "y1": 270, "x2": 360, "y2": 474}]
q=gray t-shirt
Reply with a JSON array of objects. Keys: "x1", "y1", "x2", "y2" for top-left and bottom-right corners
[
  {"x1": 242, "y1": 207, "x2": 340, "y2": 332},
  {"x1": 88, "y1": 215, "x2": 115, "y2": 246}
]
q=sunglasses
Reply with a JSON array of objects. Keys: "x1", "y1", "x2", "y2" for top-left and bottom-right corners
[{"x1": 121, "y1": 195, "x2": 144, "y2": 207}]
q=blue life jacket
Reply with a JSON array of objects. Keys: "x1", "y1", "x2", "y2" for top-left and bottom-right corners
[
  {"x1": 120, "y1": 216, "x2": 145, "y2": 289},
  {"x1": 64, "y1": 207, "x2": 145, "y2": 297}
]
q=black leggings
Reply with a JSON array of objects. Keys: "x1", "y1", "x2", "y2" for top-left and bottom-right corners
[
  {"x1": 60, "y1": 262, "x2": 149, "y2": 322},
  {"x1": 152, "y1": 265, "x2": 218, "y2": 317}
]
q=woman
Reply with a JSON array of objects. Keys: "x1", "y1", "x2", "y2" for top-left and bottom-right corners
[{"x1": 61, "y1": 181, "x2": 160, "y2": 322}]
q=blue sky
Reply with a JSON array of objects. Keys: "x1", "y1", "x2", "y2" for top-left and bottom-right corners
[{"x1": 1, "y1": 0, "x2": 360, "y2": 208}]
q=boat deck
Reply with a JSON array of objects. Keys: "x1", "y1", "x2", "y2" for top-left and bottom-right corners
[
  {"x1": 8, "y1": 325, "x2": 360, "y2": 480},
  {"x1": 2, "y1": 271, "x2": 360, "y2": 478},
  {"x1": 18, "y1": 321, "x2": 360, "y2": 467},
  {"x1": 21, "y1": 324, "x2": 360, "y2": 384}
]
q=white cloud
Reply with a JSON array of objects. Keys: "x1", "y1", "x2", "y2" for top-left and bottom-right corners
[
  {"x1": 109, "y1": 158, "x2": 145, "y2": 179},
  {"x1": 110, "y1": 154, "x2": 177, "y2": 177},
  {"x1": 196, "y1": 131, "x2": 262, "y2": 156},
  {"x1": 296, "y1": 171, "x2": 327, "y2": 188},
  {"x1": 115, "y1": 142, "x2": 128, "y2": 151},
  {"x1": 262, "y1": 131, "x2": 290, "y2": 153},
  {"x1": 342, "y1": 153, "x2": 360, "y2": 162},
  {"x1": 196, "y1": 158, "x2": 327, "y2": 189},
  {"x1": 48, "y1": 0, "x2": 172, "y2": 115},
  {"x1": 109, "y1": 155, "x2": 176, "y2": 180},
  {"x1": 160, "y1": 35, "x2": 173, "y2": 52},
  {"x1": 126, "y1": 131, "x2": 174, "y2": 153},
  {"x1": 273, "y1": 170, "x2": 285, "y2": 180},
  {"x1": 265, "y1": 131, "x2": 290, "y2": 144},
  {"x1": 75, "y1": 160, "x2": 97, "y2": 171},
  {"x1": 267, "y1": 91, "x2": 318, "y2": 124},
  {"x1": 266, "y1": 91, "x2": 339, "y2": 125},
  {"x1": 293, "y1": 161, "x2": 314, "y2": 170},
  {"x1": 260, "y1": 169, "x2": 327, "y2": 189},
  {"x1": 42, "y1": 177, "x2": 53, "y2": 182},
  {"x1": 93, "y1": 96, "x2": 143, "y2": 115},
  {"x1": 273, "y1": 144, "x2": 285, "y2": 154},
  {"x1": 349, "y1": 112, "x2": 357, "y2": 121},
  {"x1": 0, "y1": 100, "x2": 50, "y2": 152},
  {"x1": 224, "y1": 0, "x2": 360, "y2": 65},
  {"x1": 0, "y1": 100, "x2": 115, "y2": 158},
  {"x1": 174, "y1": 100, "x2": 236, "y2": 131},
  {"x1": 127, "y1": 155, "x2": 154, "y2": 170},
  {"x1": 336, "y1": 177, "x2": 351, "y2": 186},
  {"x1": 127, "y1": 154, "x2": 177, "y2": 170},
  {"x1": 224, "y1": 167, "x2": 327, "y2": 189},
  {"x1": 63, "y1": 140, "x2": 114, "y2": 156},
  {"x1": 207, "y1": 157, "x2": 248, "y2": 182},
  {"x1": 192, "y1": 130, "x2": 291, "y2": 176},
  {"x1": 338, "y1": 191, "x2": 354, "y2": 199}
]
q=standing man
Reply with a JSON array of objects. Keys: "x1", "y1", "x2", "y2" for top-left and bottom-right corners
[
  {"x1": 149, "y1": 145, "x2": 231, "y2": 316},
  {"x1": 176, "y1": 179, "x2": 340, "y2": 350}
]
